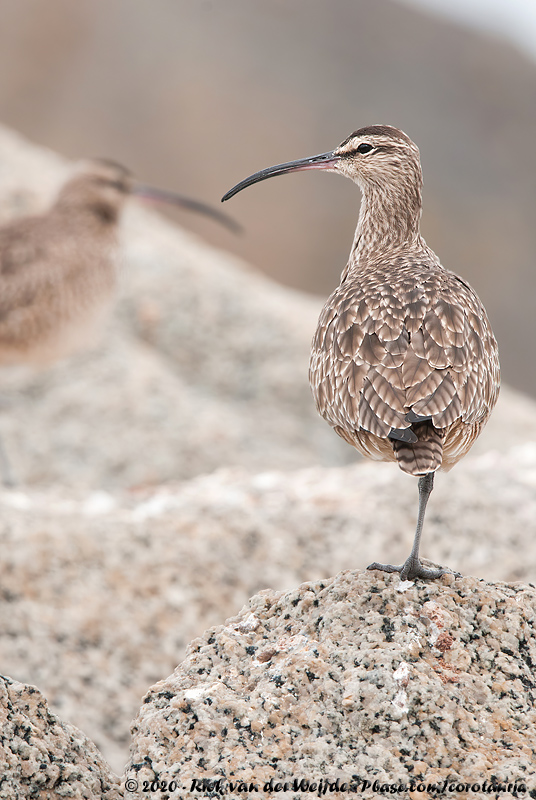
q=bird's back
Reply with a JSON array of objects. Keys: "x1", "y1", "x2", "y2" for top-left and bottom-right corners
[{"x1": 309, "y1": 251, "x2": 500, "y2": 476}]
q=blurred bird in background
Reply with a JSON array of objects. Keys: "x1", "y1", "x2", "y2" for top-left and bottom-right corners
[{"x1": 0, "y1": 158, "x2": 238, "y2": 483}]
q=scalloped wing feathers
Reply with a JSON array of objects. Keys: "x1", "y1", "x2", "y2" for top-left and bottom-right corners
[{"x1": 309, "y1": 260, "x2": 500, "y2": 476}]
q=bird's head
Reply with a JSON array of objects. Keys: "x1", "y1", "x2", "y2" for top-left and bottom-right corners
[
  {"x1": 222, "y1": 125, "x2": 422, "y2": 201},
  {"x1": 54, "y1": 159, "x2": 133, "y2": 223},
  {"x1": 54, "y1": 159, "x2": 240, "y2": 231}
]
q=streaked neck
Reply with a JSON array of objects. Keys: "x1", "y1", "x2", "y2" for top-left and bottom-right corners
[{"x1": 349, "y1": 176, "x2": 423, "y2": 268}]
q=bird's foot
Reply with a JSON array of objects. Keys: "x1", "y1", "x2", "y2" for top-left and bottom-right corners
[{"x1": 367, "y1": 556, "x2": 454, "y2": 582}]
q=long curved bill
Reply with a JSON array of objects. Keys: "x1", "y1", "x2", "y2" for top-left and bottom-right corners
[
  {"x1": 132, "y1": 183, "x2": 241, "y2": 233},
  {"x1": 221, "y1": 150, "x2": 340, "y2": 202}
]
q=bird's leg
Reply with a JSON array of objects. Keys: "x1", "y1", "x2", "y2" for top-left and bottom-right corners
[
  {"x1": 401, "y1": 472, "x2": 443, "y2": 579},
  {"x1": 368, "y1": 472, "x2": 445, "y2": 581}
]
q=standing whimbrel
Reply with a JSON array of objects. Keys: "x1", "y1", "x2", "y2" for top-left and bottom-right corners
[
  {"x1": 222, "y1": 125, "x2": 500, "y2": 581},
  {"x1": 0, "y1": 159, "x2": 237, "y2": 366}
]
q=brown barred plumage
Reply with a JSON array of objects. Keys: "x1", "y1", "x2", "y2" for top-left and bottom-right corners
[{"x1": 222, "y1": 125, "x2": 500, "y2": 581}]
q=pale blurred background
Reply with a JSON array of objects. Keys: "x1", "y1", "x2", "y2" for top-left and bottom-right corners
[{"x1": 0, "y1": 0, "x2": 535, "y2": 399}]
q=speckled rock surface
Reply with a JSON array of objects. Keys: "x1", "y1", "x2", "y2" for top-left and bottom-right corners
[
  {"x1": 126, "y1": 571, "x2": 535, "y2": 798},
  {"x1": 0, "y1": 676, "x2": 121, "y2": 799},
  {"x1": 2, "y1": 441, "x2": 536, "y2": 775}
]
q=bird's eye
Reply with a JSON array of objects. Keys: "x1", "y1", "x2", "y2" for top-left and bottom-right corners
[{"x1": 357, "y1": 143, "x2": 373, "y2": 154}]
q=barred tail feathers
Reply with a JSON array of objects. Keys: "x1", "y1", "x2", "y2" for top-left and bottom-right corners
[{"x1": 392, "y1": 421, "x2": 443, "y2": 476}]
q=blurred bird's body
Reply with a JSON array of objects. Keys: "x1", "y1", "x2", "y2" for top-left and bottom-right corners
[
  {"x1": 223, "y1": 125, "x2": 500, "y2": 581},
  {"x1": 0, "y1": 162, "x2": 124, "y2": 365}
]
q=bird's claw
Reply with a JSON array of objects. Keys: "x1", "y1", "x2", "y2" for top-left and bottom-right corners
[{"x1": 367, "y1": 557, "x2": 453, "y2": 582}]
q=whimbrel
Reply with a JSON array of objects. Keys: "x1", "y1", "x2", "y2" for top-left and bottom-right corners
[
  {"x1": 222, "y1": 125, "x2": 500, "y2": 581},
  {"x1": 0, "y1": 159, "x2": 237, "y2": 366},
  {"x1": 0, "y1": 159, "x2": 237, "y2": 484}
]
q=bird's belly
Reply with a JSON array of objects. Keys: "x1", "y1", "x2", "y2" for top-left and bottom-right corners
[{"x1": 0, "y1": 286, "x2": 116, "y2": 366}]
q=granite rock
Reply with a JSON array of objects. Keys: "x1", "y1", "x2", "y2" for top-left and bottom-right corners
[
  {"x1": 1, "y1": 440, "x2": 536, "y2": 774},
  {"x1": 0, "y1": 675, "x2": 121, "y2": 799},
  {"x1": 126, "y1": 570, "x2": 536, "y2": 798}
]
